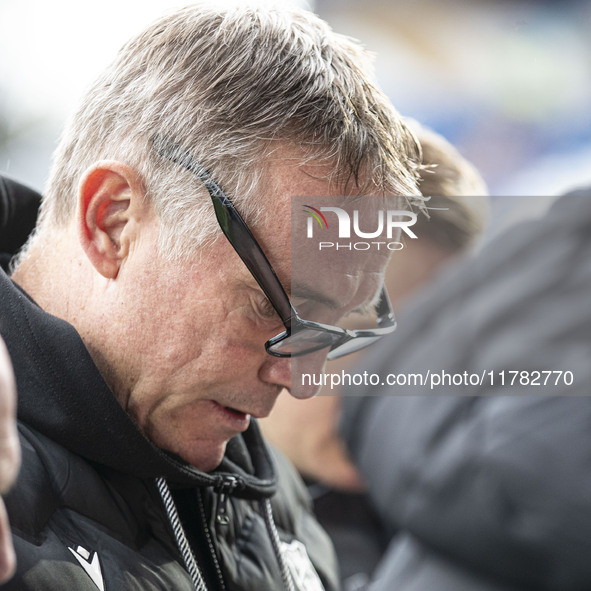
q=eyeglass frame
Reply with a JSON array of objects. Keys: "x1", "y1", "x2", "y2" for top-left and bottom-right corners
[{"x1": 151, "y1": 135, "x2": 396, "y2": 359}]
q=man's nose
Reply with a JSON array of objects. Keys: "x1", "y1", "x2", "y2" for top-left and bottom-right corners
[
  {"x1": 260, "y1": 350, "x2": 328, "y2": 399},
  {"x1": 259, "y1": 353, "x2": 292, "y2": 392}
]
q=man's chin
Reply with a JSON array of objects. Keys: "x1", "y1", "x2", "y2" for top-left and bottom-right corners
[{"x1": 178, "y1": 440, "x2": 228, "y2": 473}]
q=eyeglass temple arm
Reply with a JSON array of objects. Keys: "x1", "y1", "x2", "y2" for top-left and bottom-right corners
[
  {"x1": 210, "y1": 196, "x2": 294, "y2": 325},
  {"x1": 152, "y1": 135, "x2": 294, "y2": 325}
]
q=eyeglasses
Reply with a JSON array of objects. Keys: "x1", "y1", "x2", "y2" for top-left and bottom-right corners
[{"x1": 152, "y1": 135, "x2": 396, "y2": 360}]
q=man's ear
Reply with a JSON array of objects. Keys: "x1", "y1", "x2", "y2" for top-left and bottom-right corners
[{"x1": 77, "y1": 162, "x2": 146, "y2": 279}]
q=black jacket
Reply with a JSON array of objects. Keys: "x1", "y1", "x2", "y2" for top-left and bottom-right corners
[
  {"x1": 0, "y1": 177, "x2": 338, "y2": 591},
  {"x1": 340, "y1": 189, "x2": 591, "y2": 591}
]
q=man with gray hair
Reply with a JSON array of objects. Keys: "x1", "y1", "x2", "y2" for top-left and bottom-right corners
[{"x1": 0, "y1": 3, "x2": 419, "y2": 590}]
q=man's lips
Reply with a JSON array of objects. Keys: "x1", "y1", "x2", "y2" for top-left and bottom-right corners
[
  {"x1": 212, "y1": 399, "x2": 274, "y2": 420},
  {"x1": 224, "y1": 405, "x2": 249, "y2": 418},
  {"x1": 211, "y1": 401, "x2": 251, "y2": 430}
]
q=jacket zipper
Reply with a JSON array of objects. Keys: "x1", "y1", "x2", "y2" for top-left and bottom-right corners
[
  {"x1": 214, "y1": 475, "x2": 240, "y2": 526},
  {"x1": 197, "y1": 484, "x2": 229, "y2": 591}
]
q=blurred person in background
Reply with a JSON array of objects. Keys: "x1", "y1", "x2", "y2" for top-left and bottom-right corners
[
  {"x1": 0, "y1": 176, "x2": 33, "y2": 585},
  {"x1": 342, "y1": 185, "x2": 591, "y2": 591},
  {"x1": 0, "y1": 336, "x2": 19, "y2": 585},
  {"x1": 261, "y1": 122, "x2": 489, "y2": 591},
  {"x1": 0, "y1": 176, "x2": 40, "y2": 271}
]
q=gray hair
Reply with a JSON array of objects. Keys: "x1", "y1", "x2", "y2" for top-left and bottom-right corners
[{"x1": 37, "y1": 3, "x2": 421, "y2": 260}]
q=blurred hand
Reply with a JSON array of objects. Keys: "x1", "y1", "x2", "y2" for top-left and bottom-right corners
[{"x1": 0, "y1": 336, "x2": 20, "y2": 583}]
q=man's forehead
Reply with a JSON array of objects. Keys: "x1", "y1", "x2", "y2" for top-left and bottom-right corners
[
  {"x1": 288, "y1": 193, "x2": 398, "y2": 311},
  {"x1": 292, "y1": 252, "x2": 388, "y2": 308},
  {"x1": 259, "y1": 146, "x2": 377, "y2": 208},
  {"x1": 245, "y1": 152, "x2": 396, "y2": 307},
  {"x1": 259, "y1": 207, "x2": 391, "y2": 295}
]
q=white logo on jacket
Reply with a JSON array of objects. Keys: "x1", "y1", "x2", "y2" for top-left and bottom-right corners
[
  {"x1": 68, "y1": 545, "x2": 105, "y2": 591},
  {"x1": 281, "y1": 539, "x2": 325, "y2": 591}
]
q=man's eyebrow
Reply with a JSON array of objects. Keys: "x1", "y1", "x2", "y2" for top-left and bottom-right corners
[{"x1": 291, "y1": 285, "x2": 340, "y2": 310}]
